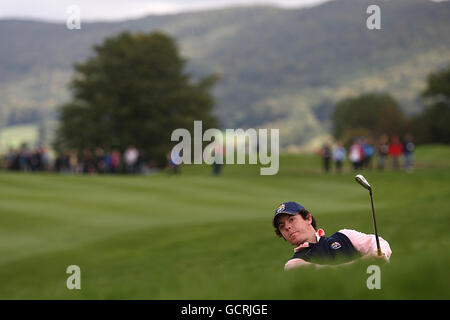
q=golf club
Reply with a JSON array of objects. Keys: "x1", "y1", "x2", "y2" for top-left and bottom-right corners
[{"x1": 355, "y1": 174, "x2": 382, "y2": 256}]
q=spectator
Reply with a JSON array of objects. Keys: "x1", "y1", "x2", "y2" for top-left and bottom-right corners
[
  {"x1": 3, "y1": 148, "x2": 14, "y2": 170},
  {"x1": 29, "y1": 149, "x2": 42, "y2": 171},
  {"x1": 332, "y1": 141, "x2": 346, "y2": 173},
  {"x1": 54, "y1": 152, "x2": 63, "y2": 172},
  {"x1": 41, "y1": 147, "x2": 51, "y2": 171},
  {"x1": 69, "y1": 150, "x2": 78, "y2": 173},
  {"x1": 212, "y1": 143, "x2": 225, "y2": 176},
  {"x1": 388, "y1": 136, "x2": 403, "y2": 170},
  {"x1": 320, "y1": 143, "x2": 332, "y2": 173},
  {"x1": 124, "y1": 145, "x2": 139, "y2": 174},
  {"x1": 403, "y1": 133, "x2": 415, "y2": 172},
  {"x1": 110, "y1": 149, "x2": 121, "y2": 174},
  {"x1": 94, "y1": 147, "x2": 106, "y2": 174},
  {"x1": 136, "y1": 149, "x2": 149, "y2": 174},
  {"x1": 167, "y1": 151, "x2": 181, "y2": 175},
  {"x1": 349, "y1": 138, "x2": 364, "y2": 171},
  {"x1": 377, "y1": 134, "x2": 389, "y2": 171},
  {"x1": 82, "y1": 148, "x2": 95, "y2": 174},
  {"x1": 18, "y1": 145, "x2": 29, "y2": 172},
  {"x1": 62, "y1": 151, "x2": 71, "y2": 173},
  {"x1": 362, "y1": 137, "x2": 375, "y2": 170}
]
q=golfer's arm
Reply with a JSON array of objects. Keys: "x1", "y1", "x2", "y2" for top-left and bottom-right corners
[
  {"x1": 339, "y1": 229, "x2": 392, "y2": 259},
  {"x1": 284, "y1": 258, "x2": 314, "y2": 270},
  {"x1": 284, "y1": 258, "x2": 354, "y2": 270}
]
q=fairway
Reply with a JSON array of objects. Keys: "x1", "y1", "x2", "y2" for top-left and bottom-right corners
[{"x1": 0, "y1": 145, "x2": 449, "y2": 299}]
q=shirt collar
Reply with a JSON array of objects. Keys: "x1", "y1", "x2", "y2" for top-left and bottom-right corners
[
  {"x1": 315, "y1": 228, "x2": 325, "y2": 241},
  {"x1": 294, "y1": 229, "x2": 325, "y2": 253}
]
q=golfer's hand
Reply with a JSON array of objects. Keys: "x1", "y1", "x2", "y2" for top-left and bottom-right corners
[{"x1": 362, "y1": 252, "x2": 389, "y2": 264}]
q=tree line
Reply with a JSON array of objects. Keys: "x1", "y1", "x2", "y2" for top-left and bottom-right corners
[
  {"x1": 332, "y1": 64, "x2": 450, "y2": 146},
  {"x1": 54, "y1": 30, "x2": 449, "y2": 168}
]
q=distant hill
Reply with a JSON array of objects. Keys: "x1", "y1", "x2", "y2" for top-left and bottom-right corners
[{"x1": 0, "y1": 0, "x2": 449, "y2": 150}]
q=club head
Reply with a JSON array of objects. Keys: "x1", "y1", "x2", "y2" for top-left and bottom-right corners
[{"x1": 355, "y1": 174, "x2": 372, "y2": 191}]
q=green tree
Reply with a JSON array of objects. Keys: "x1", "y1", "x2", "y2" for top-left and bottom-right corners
[
  {"x1": 414, "y1": 65, "x2": 450, "y2": 144},
  {"x1": 54, "y1": 31, "x2": 218, "y2": 165},
  {"x1": 332, "y1": 93, "x2": 406, "y2": 144}
]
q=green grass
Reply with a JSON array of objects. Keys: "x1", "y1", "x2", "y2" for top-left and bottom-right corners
[{"x1": 0, "y1": 145, "x2": 449, "y2": 299}]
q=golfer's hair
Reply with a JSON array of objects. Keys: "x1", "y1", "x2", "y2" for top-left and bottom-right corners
[{"x1": 274, "y1": 209, "x2": 317, "y2": 238}]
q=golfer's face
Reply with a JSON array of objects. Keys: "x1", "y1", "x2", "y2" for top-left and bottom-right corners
[{"x1": 277, "y1": 214, "x2": 312, "y2": 246}]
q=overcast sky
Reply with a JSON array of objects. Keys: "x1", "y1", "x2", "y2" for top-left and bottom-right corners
[{"x1": 0, "y1": 0, "x2": 334, "y2": 22}]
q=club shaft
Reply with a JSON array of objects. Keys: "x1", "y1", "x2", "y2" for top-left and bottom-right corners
[{"x1": 369, "y1": 190, "x2": 382, "y2": 256}]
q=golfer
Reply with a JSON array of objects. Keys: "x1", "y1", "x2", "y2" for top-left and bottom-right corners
[{"x1": 273, "y1": 201, "x2": 392, "y2": 270}]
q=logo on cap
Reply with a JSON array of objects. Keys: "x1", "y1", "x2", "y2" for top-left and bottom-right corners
[{"x1": 276, "y1": 204, "x2": 286, "y2": 213}]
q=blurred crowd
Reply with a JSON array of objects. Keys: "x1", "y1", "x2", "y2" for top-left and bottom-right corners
[
  {"x1": 1, "y1": 146, "x2": 52, "y2": 172},
  {"x1": 318, "y1": 134, "x2": 415, "y2": 173},
  {"x1": 1, "y1": 134, "x2": 416, "y2": 175},
  {"x1": 1, "y1": 145, "x2": 159, "y2": 175}
]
